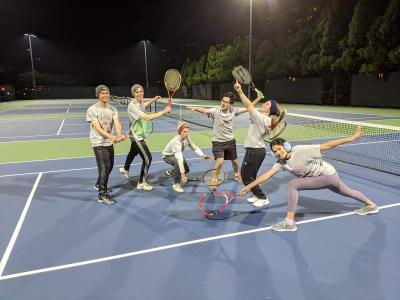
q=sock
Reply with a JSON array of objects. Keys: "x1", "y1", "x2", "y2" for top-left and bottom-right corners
[{"x1": 285, "y1": 218, "x2": 295, "y2": 226}]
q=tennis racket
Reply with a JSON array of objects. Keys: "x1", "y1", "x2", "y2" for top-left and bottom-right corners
[
  {"x1": 187, "y1": 168, "x2": 225, "y2": 190},
  {"x1": 164, "y1": 69, "x2": 182, "y2": 107},
  {"x1": 123, "y1": 118, "x2": 153, "y2": 140},
  {"x1": 262, "y1": 109, "x2": 287, "y2": 143},
  {"x1": 198, "y1": 191, "x2": 238, "y2": 217},
  {"x1": 232, "y1": 65, "x2": 264, "y2": 100}
]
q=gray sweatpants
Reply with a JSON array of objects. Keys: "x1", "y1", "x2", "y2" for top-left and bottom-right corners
[{"x1": 287, "y1": 172, "x2": 370, "y2": 212}]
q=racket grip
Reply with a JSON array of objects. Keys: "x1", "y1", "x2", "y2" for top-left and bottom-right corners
[{"x1": 255, "y1": 88, "x2": 265, "y2": 99}]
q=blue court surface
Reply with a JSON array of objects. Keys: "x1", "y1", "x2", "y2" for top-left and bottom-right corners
[{"x1": 0, "y1": 100, "x2": 399, "y2": 300}]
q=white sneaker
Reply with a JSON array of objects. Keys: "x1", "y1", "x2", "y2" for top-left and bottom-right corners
[
  {"x1": 247, "y1": 196, "x2": 258, "y2": 203},
  {"x1": 173, "y1": 183, "x2": 184, "y2": 193},
  {"x1": 119, "y1": 167, "x2": 129, "y2": 179},
  {"x1": 252, "y1": 198, "x2": 270, "y2": 207},
  {"x1": 137, "y1": 181, "x2": 154, "y2": 191}
]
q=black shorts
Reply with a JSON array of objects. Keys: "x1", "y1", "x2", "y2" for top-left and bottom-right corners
[{"x1": 212, "y1": 139, "x2": 238, "y2": 160}]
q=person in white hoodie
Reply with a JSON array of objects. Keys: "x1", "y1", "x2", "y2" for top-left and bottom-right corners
[{"x1": 162, "y1": 122, "x2": 212, "y2": 193}]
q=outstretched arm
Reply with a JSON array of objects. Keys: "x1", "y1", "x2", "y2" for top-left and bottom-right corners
[
  {"x1": 239, "y1": 167, "x2": 280, "y2": 196},
  {"x1": 187, "y1": 106, "x2": 213, "y2": 114},
  {"x1": 143, "y1": 96, "x2": 162, "y2": 109},
  {"x1": 320, "y1": 124, "x2": 363, "y2": 150},
  {"x1": 140, "y1": 105, "x2": 171, "y2": 121}
]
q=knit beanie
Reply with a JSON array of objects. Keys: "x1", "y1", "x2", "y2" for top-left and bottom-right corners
[
  {"x1": 131, "y1": 84, "x2": 144, "y2": 96},
  {"x1": 177, "y1": 122, "x2": 190, "y2": 134},
  {"x1": 95, "y1": 85, "x2": 109, "y2": 98}
]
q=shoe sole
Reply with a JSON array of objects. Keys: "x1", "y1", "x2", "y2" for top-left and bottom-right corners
[
  {"x1": 354, "y1": 209, "x2": 379, "y2": 216},
  {"x1": 97, "y1": 199, "x2": 117, "y2": 204},
  {"x1": 252, "y1": 200, "x2": 270, "y2": 207},
  {"x1": 272, "y1": 227, "x2": 297, "y2": 232},
  {"x1": 137, "y1": 186, "x2": 154, "y2": 191}
]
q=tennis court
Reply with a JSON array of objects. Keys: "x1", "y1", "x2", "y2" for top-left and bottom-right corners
[{"x1": 0, "y1": 98, "x2": 399, "y2": 300}]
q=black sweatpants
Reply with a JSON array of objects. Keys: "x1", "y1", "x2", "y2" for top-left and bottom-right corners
[
  {"x1": 93, "y1": 145, "x2": 114, "y2": 195},
  {"x1": 241, "y1": 148, "x2": 267, "y2": 199},
  {"x1": 123, "y1": 140, "x2": 152, "y2": 184},
  {"x1": 163, "y1": 155, "x2": 190, "y2": 184}
]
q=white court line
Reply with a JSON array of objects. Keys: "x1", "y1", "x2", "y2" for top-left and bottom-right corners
[
  {"x1": 0, "y1": 173, "x2": 43, "y2": 276},
  {"x1": 0, "y1": 156, "x2": 210, "y2": 178},
  {"x1": 0, "y1": 132, "x2": 88, "y2": 141},
  {"x1": 0, "y1": 202, "x2": 398, "y2": 281},
  {"x1": 56, "y1": 118, "x2": 65, "y2": 135}
]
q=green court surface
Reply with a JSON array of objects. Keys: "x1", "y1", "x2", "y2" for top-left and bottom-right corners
[{"x1": 1, "y1": 99, "x2": 399, "y2": 163}]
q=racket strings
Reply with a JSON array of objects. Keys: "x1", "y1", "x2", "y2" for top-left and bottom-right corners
[
  {"x1": 232, "y1": 65, "x2": 252, "y2": 85},
  {"x1": 203, "y1": 169, "x2": 225, "y2": 187},
  {"x1": 131, "y1": 119, "x2": 153, "y2": 138},
  {"x1": 164, "y1": 69, "x2": 181, "y2": 91},
  {"x1": 198, "y1": 191, "x2": 231, "y2": 216}
]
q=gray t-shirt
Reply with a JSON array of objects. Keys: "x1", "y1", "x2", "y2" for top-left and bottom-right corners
[
  {"x1": 127, "y1": 100, "x2": 146, "y2": 141},
  {"x1": 244, "y1": 109, "x2": 271, "y2": 149},
  {"x1": 209, "y1": 107, "x2": 241, "y2": 142},
  {"x1": 86, "y1": 102, "x2": 119, "y2": 147},
  {"x1": 273, "y1": 145, "x2": 336, "y2": 177}
]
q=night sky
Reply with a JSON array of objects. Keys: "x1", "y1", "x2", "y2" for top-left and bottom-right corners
[{"x1": 0, "y1": 0, "x2": 278, "y2": 84}]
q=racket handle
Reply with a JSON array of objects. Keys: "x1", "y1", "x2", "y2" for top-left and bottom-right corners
[{"x1": 254, "y1": 88, "x2": 265, "y2": 99}]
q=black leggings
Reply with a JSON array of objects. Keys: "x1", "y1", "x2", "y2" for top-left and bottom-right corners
[
  {"x1": 241, "y1": 148, "x2": 267, "y2": 199},
  {"x1": 123, "y1": 140, "x2": 152, "y2": 183},
  {"x1": 93, "y1": 145, "x2": 114, "y2": 195}
]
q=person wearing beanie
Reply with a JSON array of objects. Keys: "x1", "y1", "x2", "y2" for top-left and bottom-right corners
[
  {"x1": 119, "y1": 83, "x2": 171, "y2": 191},
  {"x1": 86, "y1": 85, "x2": 124, "y2": 204},
  {"x1": 162, "y1": 122, "x2": 212, "y2": 193},
  {"x1": 187, "y1": 91, "x2": 261, "y2": 184},
  {"x1": 233, "y1": 80, "x2": 283, "y2": 208}
]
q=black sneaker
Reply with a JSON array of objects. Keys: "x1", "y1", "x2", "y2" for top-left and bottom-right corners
[
  {"x1": 97, "y1": 193, "x2": 117, "y2": 204},
  {"x1": 94, "y1": 184, "x2": 113, "y2": 193}
]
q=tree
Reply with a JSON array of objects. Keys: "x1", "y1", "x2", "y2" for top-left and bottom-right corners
[
  {"x1": 333, "y1": 0, "x2": 389, "y2": 72},
  {"x1": 359, "y1": 0, "x2": 400, "y2": 74}
]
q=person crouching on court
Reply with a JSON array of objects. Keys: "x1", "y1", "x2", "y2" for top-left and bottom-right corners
[
  {"x1": 86, "y1": 85, "x2": 124, "y2": 204},
  {"x1": 162, "y1": 122, "x2": 212, "y2": 193}
]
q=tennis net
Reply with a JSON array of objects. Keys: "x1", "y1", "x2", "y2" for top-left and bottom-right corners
[{"x1": 156, "y1": 101, "x2": 400, "y2": 175}]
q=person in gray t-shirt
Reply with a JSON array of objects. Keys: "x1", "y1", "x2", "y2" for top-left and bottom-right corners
[
  {"x1": 234, "y1": 81, "x2": 272, "y2": 208},
  {"x1": 239, "y1": 125, "x2": 379, "y2": 232},
  {"x1": 188, "y1": 92, "x2": 247, "y2": 183},
  {"x1": 86, "y1": 85, "x2": 124, "y2": 204},
  {"x1": 119, "y1": 84, "x2": 171, "y2": 191}
]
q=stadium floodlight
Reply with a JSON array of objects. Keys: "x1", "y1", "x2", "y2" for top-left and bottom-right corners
[{"x1": 24, "y1": 33, "x2": 37, "y2": 89}]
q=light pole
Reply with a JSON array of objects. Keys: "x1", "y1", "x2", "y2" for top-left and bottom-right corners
[
  {"x1": 248, "y1": 0, "x2": 253, "y2": 98},
  {"x1": 24, "y1": 33, "x2": 37, "y2": 89},
  {"x1": 142, "y1": 40, "x2": 149, "y2": 89}
]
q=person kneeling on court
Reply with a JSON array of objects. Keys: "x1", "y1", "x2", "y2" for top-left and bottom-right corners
[{"x1": 162, "y1": 122, "x2": 212, "y2": 193}]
